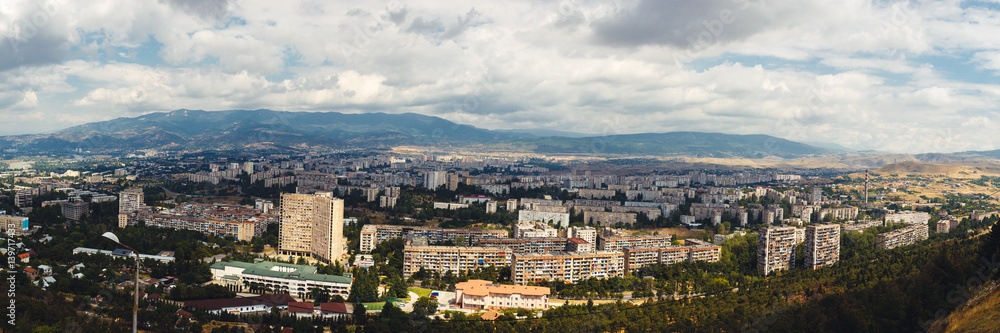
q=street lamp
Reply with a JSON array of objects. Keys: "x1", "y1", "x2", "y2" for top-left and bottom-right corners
[{"x1": 103, "y1": 232, "x2": 139, "y2": 333}]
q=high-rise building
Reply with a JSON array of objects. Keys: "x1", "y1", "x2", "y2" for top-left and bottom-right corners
[
  {"x1": 804, "y1": 224, "x2": 840, "y2": 270},
  {"x1": 62, "y1": 200, "x2": 89, "y2": 221},
  {"x1": 278, "y1": 192, "x2": 345, "y2": 264},
  {"x1": 811, "y1": 187, "x2": 823, "y2": 204},
  {"x1": 758, "y1": 226, "x2": 797, "y2": 276},
  {"x1": 119, "y1": 187, "x2": 144, "y2": 213},
  {"x1": 423, "y1": 170, "x2": 447, "y2": 190}
]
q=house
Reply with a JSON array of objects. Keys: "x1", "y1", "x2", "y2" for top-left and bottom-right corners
[
  {"x1": 72, "y1": 273, "x2": 85, "y2": 279},
  {"x1": 319, "y1": 303, "x2": 349, "y2": 319},
  {"x1": 34, "y1": 276, "x2": 56, "y2": 289},
  {"x1": 17, "y1": 253, "x2": 29, "y2": 263},
  {"x1": 23, "y1": 267, "x2": 38, "y2": 279},
  {"x1": 287, "y1": 302, "x2": 315, "y2": 318},
  {"x1": 36, "y1": 264, "x2": 52, "y2": 275},
  {"x1": 68, "y1": 263, "x2": 85, "y2": 273}
]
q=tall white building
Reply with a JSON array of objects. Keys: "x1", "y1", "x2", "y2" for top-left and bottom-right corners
[
  {"x1": 423, "y1": 170, "x2": 447, "y2": 190},
  {"x1": 119, "y1": 187, "x2": 144, "y2": 213},
  {"x1": 279, "y1": 192, "x2": 345, "y2": 264}
]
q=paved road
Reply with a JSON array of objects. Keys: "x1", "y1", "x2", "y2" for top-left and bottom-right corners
[{"x1": 400, "y1": 291, "x2": 419, "y2": 312}]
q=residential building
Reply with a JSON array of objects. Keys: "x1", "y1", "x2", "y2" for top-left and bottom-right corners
[
  {"x1": 513, "y1": 221, "x2": 557, "y2": 238},
  {"x1": 119, "y1": 187, "x2": 144, "y2": 213},
  {"x1": 884, "y1": 211, "x2": 931, "y2": 225},
  {"x1": 61, "y1": 200, "x2": 89, "y2": 221},
  {"x1": 876, "y1": 225, "x2": 929, "y2": 250},
  {"x1": 566, "y1": 238, "x2": 594, "y2": 253},
  {"x1": 359, "y1": 225, "x2": 507, "y2": 253},
  {"x1": 518, "y1": 210, "x2": 570, "y2": 227},
  {"x1": 183, "y1": 294, "x2": 297, "y2": 314},
  {"x1": 479, "y1": 238, "x2": 567, "y2": 253},
  {"x1": 455, "y1": 280, "x2": 550, "y2": 310},
  {"x1": 511, "y1": 251, "x2": 625, "y2": 284},
  {"x1": 423, "y1": 170, "x2": 447, "y2": 190},
  {"x1": 403, "y1": 245, "x2": 511, "y2": 277},
  {"x1": 584, "y1": 211, "x2": 637, "y2": 227},
  {"x1": 758, "y1": 226, "x2": 798, "y2": 276},
  {"x1": 598, "y1": 234, "x2": 673, "y2": 252},
  {"x1": 804, "y1": 224, "x2": 841, "y2": 270},
  {"x1": 278, "y1": 192, "x2": 345, "y2": 263},
  {"x1": 567, "y1": 226, "x2": 597, "y2": 244}
]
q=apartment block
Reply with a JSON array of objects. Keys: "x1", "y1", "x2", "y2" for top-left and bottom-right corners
[
  {"x1": 513, "y1": 221, "x2": 557, "y2": 238},
  {"x1": 819, "y1": 206, "x2": 859, "y2": 221},
  {"x1": 479, "y1": 238, "x2": 568, "y2": 253},
  {"x1": 403, "y1": 246, "x2": 511, "y2": 277},
  {"x1": 567, "y1": 226, "x2": 597, "y2": 245},
  {"x1": 876, "y1": 225, "x2": 929, "y2": 250},
  {"x1": 584, "y1": 211, "x2": 637, "y2": 227},
  {"x1": 685, "y1": 239, "x2": 722, "y2": 263},
  {"x1": 598, "y1": 234, "x2": 673, "y2": 252},
  {"x1": 884, "y1": 211, "x2": 931, "y2": 225},
  {"x1": 804, "y1": 224, "x2": 841, "y2": 270},
  {"x1": 359, "y1": 225, "x2": 508, "y2": 253},
  {"x1": 278, "y1": 192, "x2": 345, "y2": 263},
  {"x1": 119, "y1": 187, "x2": 144, "y2": 213},
  {"x1": 511, "y1": 251, "x2": 625, "y2": 285},
  {"x1": 566, "y1": 238, "x2": 594, "y2": 253},
  {"x1": 758, "y1": 226, "x2": 798, "y2": 276},
  {"x1": 518, "y1": 210, "x2": 570, "y2": 227},
  {"x1": 61, "y1": 201, "x2": 89, "y2": 221}
]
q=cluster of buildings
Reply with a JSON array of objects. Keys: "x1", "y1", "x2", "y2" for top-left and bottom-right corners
[
  {"x1": 876, "y1": 211, "x2": 931, "y2": 250},
  {"x1": 360, "y1": 224, "x2": 507, "y2": 253},
  {"x1": 757, "y1": 224, "x2": 842, "y2": 276},
  {"x1": 210, "y1": 260, "x2": 352, "y2": 299}
]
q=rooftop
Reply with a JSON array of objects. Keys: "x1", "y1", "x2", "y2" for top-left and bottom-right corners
[
  {"x1": 456, "y1": 279, "x2": 550, "y2": 297},
  {"x1": 210, "y1": 260, "x2": 352, "y2": 284}
]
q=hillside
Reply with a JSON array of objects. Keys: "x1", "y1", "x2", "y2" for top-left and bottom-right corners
[
  {"x1": 1, "y1": 109, "x2": 834, "y2": 158},
  {"x1": 514, "y1": 132, "x2": 832, "y2": 159},
  {"x1": 934, "y1": 280, "x2": 1000, "y2": 332}
]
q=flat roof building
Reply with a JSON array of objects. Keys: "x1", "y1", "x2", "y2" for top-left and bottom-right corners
[
  {"x1": 511, "y1": 251, "x2": 625, "y2": 285},
  {"x1": 455, "y1": 280, "x2": 549, "y2": 310},
  {"x1": 758, "y1": 226, "x2": 797, "y2": 276},
  {"x1": 210, "y1": 260, "x2": 352, "y2": 299},
  {"x1": 805, "y1": 224, "x2": 841, "y2": 270}
]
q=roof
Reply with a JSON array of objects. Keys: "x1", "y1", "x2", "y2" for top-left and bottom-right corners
[
  {"x1": 456, "y1": 280, "x2": 550, "y2": 297},
  {"x1": 287, "y1": 302, "x2": 314, "y2": 313},
  {"x1": 176, "y1": 309, "x2": 193, "y2": 317},
  {"x1": 184, "y1": 294, "x2": 296, "y2": 311},
  {"x1": 481, "y1": 309, "x2": 501, "y2": 320},
  {"x1": 17, "y1": 253, "x2": 29, "y2": 259},
  {"x1": 567, "y1": 238, "x2": 588, "y2": 244},
  {"x1": 211, "y1": 261, "x2": 352, "y2": 284},
  {"x1": 320, "y1": 303, "x2": 348, "y2": 313},
  {"x1": 23, "y1": 267, "x2": 37, "y2": 273}
]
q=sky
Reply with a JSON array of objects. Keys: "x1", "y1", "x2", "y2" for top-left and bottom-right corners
[{"x1": 0, "y1": 0, "x2": 999, "y2": 154}]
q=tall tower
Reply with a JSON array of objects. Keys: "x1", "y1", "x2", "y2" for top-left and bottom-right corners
[
  {"x1": 864, "y1": 170, "x2": 869, "y2": 204},
  {"x1": 279, "y1": 192, "x2": 345, "y2": 264}
]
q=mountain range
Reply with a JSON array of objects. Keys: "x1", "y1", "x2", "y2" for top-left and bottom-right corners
[{"x1": 2, "y1": 109, "x2": 996, "y2": 161}]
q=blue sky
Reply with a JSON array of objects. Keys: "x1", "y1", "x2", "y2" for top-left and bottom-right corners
[{"x1": 0, "y1": 0, "x2": 998, "y2": 154}]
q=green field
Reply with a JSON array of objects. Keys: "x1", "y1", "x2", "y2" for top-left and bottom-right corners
[{"x1": 408, "y1": 287, "x2": 433, "y2": 299}]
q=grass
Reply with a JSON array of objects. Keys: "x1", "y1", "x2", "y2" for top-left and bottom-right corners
[
  {"x1": 362, "y1": 303, "x2": 385, "y2": 311},
  {"x1": 409, "y1": 287, "x2": 433, "y2": 299},
  {"x1": 939, "y1": 282, "x2": 1000, "y2": 332}
]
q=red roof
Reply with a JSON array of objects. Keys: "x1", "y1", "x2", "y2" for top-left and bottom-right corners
[
  {"x1": 23, "y1": 267, "x2": 37, "y2": 273},
  {"x1": 17, "y1": 253, "x2": 29, "y2": 259},
  {"x1": 176, "y1": 309, "x2": 193, "y2": 317},
  {"x1": 320, "y1": 302, "x2": 348, "y2": 313},
  {"x1": 287, "y1": 302, "x2": 314, "y2": 313}
]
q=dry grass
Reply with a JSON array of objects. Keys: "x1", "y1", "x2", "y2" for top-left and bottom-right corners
[{"x1": 939, "y1": 282, "x2": 1000, "y2": 333}]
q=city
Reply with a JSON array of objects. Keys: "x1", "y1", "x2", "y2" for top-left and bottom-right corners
[
  {"x1": 3, "y1": 147, "x2": 1000, "y2": 332},
  {"x1": 3, "y1": 1, "x2": 1000, "y2": 332}
]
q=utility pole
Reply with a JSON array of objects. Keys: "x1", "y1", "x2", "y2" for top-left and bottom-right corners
[{"x1": 864, "y1": 170, "x2": 869, "y2": 205}]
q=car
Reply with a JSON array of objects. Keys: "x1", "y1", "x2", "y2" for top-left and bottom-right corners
[{"x1": 430, "y1": 291, "x2": 439, "y2": 298}]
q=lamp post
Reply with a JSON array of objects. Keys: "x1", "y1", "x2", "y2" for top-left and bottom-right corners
[{"x1": 103, "y1": 232, "x2": 138, "y2": 333}]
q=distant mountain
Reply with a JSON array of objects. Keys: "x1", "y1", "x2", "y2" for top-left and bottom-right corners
[
  {"x1": 0, "y1": 109, "x2": 835, "y2": 159},
  {"x1": 15, "y1": 109, "x2": 521, "y2": 151},
  {"x1": 513, "y1": 132, "x2": 832, "y2": 159},
  {"x1": 494, "y1": 128, "x2": 593, "y2": 138}
]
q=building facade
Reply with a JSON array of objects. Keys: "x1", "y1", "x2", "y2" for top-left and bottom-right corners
[
  {"x1": 402, "y1": 245, "x2": 511, "y2": 277},
  {"x1": 511, "y1": 251, "x2": 625, "y2": 285},
  {"x1": 278, "y1": 192, "x2": 345, "y2": 263},
  {"x1": 804, "y1": 224, "x2": 841, "y2": 270},
  {"x1": 758, "y1": 226, "x2": 798, "y2": 276},
  {"x1": 455, "y1": 280, "x2": 549, "y2": 310}
]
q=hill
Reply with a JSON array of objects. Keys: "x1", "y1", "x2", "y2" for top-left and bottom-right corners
[
  {"x1": 933, "y1": 280, "x2": 1000, "y2": 332},
  {"x1": 514, "y1": 132, "x2": 831, "y2": 159},
  {"x1": 1, "y1": 109, "x2": 833, "y2": 158}
]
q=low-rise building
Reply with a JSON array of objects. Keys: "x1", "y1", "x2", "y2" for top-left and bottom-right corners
[
  {"x1": 876, "y1": 225, "x2": 929, "y2": 250},
  {"x1": 599, "y1": 234, "x2": 673, "y2": 252},
  {"x1": 455, "y1": 280, "x2": 550, "y2": 310},
  {"x1": 209, "y1": 260, "x2": 352, "y2": 299}
]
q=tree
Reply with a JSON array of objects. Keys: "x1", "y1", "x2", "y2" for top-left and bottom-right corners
[
  {"x1": 412, "y1": 296, "x2": 439, "y2": 317},
  {"x1": 353, "y1": 302, "x2": 367, "y2": 325}
]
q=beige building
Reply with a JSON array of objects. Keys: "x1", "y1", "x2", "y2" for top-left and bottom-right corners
[
  {"x1": 119, "y1": 187, "x2": 144, "y2": 213},
  {"x1": 402, "y1": 245, "x2": 511, "y2": 277},
  {"x1": 455, "y1": 280, "x2": 549, "y2": 310},
  {"x1": 278, "y1": 192, "x2": 345, "y2": 264},
  {"x1": 804, "y1": 224, "x2": 840, "y2": 270},
  {"x1": 584, "y1": 211, "x2": 637, "y2": 227},
  {"x1": 511, "y1": 251, "x2": 625, "y2": 285},
  {"x1": 599, "y1": 234, "x2": 673, "y2": 252},
  {"x1": 876, "y1": 224, "x2": 929, "y2": 250},
  {"x1": 567, "y1": 226, "x2": 597, "y2": 244}
]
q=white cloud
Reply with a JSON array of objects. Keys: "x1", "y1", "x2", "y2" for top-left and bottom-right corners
[{"x1": 0, "y1": 0, "x2": 998, "y2": 154}]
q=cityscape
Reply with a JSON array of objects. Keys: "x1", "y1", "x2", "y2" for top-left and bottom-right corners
[{"x1": 3, "y1": 1, "x2": 1000, "y2": 333}]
